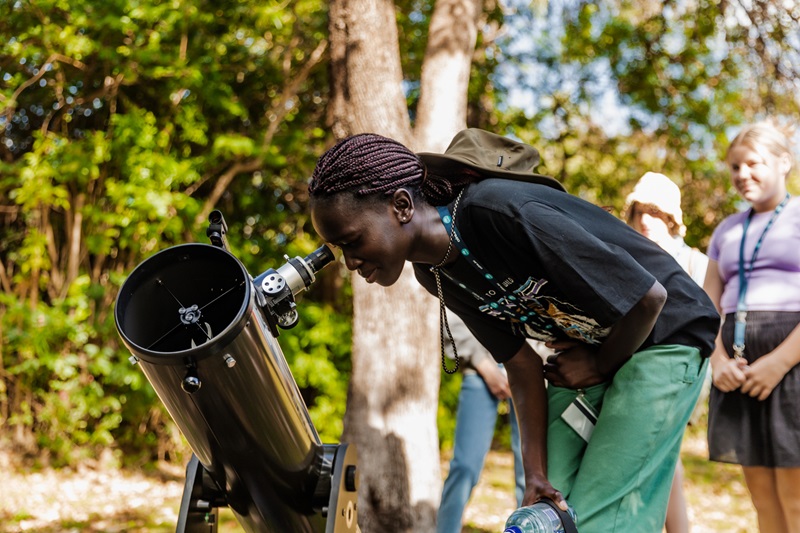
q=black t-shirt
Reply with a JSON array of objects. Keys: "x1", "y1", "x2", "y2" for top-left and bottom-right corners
[{"x1": 414, "y1": 179, "x2": 719, "y2": 363}]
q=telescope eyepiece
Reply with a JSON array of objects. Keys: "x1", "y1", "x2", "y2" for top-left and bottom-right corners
[
  {"x1": 304, "y1": 245, "x2": 335, "y2": 275},
  {"x1": 252, "y1": 244, "x2": 337, "y2": 333}
]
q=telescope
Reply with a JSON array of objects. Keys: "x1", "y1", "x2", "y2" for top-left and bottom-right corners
[{"x1": 114, "y1": 210, "x2": 358, "y2": 532}]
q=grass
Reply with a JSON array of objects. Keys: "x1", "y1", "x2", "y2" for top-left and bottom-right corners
[{"x1": 0, "y1": 420, "x2": 757, "y2": 532}]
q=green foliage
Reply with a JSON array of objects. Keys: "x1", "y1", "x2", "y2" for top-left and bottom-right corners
[
  {"x1": 437, "y1": 369, "x2": 463, "y2": 451},
  {"x1": 495, "y1": 0, "x2": 799, "y2": 249},
  {"x1": 278, "y1": 298, "x2": 352, "y2": 444},
  {"x1": 0, "y1": 0, "x2": 344, "y2": 466}
]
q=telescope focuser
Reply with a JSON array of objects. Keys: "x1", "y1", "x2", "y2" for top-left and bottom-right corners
[
  {"x1": 254, "y1": 245, "x2": 335, "y2": 335},
  {"x1": 204, "y1": 209, "x2": 336, "y2": 335}
]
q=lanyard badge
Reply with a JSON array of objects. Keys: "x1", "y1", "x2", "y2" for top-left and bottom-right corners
[{"x1": 733, "y1": 193, "x2": 790, "y2": 359}]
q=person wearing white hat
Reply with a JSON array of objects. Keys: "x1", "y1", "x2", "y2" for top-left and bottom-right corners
[
  {"x1": 625, "y1": 172, "x2": 708, "y2": 286},
  {"x1": 624, "y1": 172, "x2": 709, "y2": 533}
]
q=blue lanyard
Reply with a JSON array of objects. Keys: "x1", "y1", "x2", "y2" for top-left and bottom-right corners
[
  {"x1": 733, "y1": 193, "x2": 790, "y2": 358},
  {"x1": 434, "y1": 205, "x2": 604, "y2": 345},
  {"x1": 435, "y1": 205, "x2": 590, "y2": 339},
  {"x1": 435, "y1": 206, "x2": 521, "y2": 319}
]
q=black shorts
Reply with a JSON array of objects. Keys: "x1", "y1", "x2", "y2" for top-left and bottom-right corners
[{"x1": 708, "y1": 311, "x2": 800, "y2": 467}]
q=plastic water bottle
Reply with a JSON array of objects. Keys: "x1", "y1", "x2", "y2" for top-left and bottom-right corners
[{"x1": 502, "y1": 500, "x2": 578, "y2": 533}]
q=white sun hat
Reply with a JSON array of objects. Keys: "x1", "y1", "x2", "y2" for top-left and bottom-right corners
[{"x1": 624, "y1": 172, "x2": 686, "y2": 236}]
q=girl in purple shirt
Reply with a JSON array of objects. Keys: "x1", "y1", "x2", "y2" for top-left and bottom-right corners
[{"x1": 705, "y1": 120, "x2": 800, "y2": 533}]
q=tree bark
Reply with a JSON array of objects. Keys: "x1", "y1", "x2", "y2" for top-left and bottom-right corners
[
  {"x1": 328, "y1": 0, "x2": 412, "y2": 142},
  {"x1": 328, "y1": 1, "x2": 482, "y2": 531},
  {"x1": 415, "y1": 0, "x2": 483, "y2": 152}
]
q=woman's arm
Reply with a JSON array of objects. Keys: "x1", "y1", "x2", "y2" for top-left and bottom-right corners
[
  {"x1": 703, "y1": 259, "x2": 747, "y2": 391},
  {"x1": 544, "y1": 280, "x2": 667, "y2": 388},
  {"x1": 593, "y1": 279, "x2": 667, "y2": 376},
  {"x1": 504, "y1": 342, "x2": 568, "y2": 510}
]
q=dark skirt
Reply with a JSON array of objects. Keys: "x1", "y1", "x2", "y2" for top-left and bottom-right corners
[{"x1": 707, "y1": 311, "x2": 800, "y2": 467}]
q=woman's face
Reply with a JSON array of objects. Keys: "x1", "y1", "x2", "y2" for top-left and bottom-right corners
[
  {"x1": 629, "y1": 203, "x2": 673, "y2": 245},
  {"x1": 311, "y1": 194, "x2": 412, "y2": 287},
  {"x1": 727, "y1": 143, "x2": 790, "y2": 212}
]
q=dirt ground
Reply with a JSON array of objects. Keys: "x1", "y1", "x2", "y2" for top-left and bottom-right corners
[
  {"x1": 0, "y1": 426, "x2": 757, "y2": 532},
  {"x1": 0, "y1": 449, "x2": 186, "y2": 532},
  {"x1": 456, "y1": 428, "x2": 758, "y2": 533}
]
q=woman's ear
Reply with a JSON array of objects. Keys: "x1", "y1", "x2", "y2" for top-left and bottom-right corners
[
  {"x1": 392, "y1": 188, "x2": 415, "y2": 224},
  {"x1": 778, "y1": 152, "x2": 792, "y2": 179}
]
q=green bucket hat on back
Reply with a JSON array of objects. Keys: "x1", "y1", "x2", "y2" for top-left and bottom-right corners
[{"x1": 417, "y1": 128, "x2": 566, "y2": 192}]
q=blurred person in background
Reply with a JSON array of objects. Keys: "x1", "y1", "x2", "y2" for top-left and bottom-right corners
[
  {"x1": 625, "y1": 172, "x2": 708, "y2": 286},
  {"x1": 624, "y1": 171, "x2": 710, "y2": 533},
  {"x1": 705, "y1": 121, "x2": 800, "y2": 533},
  {"x1": 437, "y1": 309, "x2": 524, "y2": 533}
]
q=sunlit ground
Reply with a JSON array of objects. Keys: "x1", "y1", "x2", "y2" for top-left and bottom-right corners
[
  {"x1": 456, "y1": 421, "x2": 757, "y2": 533},
  {"x1": 0, "y1": 421, "x2": 756, "y2": 532}
]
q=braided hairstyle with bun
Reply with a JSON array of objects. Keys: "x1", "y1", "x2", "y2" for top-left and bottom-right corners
[{"x1": 309, "y1": 133, "x2": 479, "y2": 205}]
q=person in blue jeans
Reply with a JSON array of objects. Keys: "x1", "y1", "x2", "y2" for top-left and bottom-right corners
[{"x1": 438, "y1": 310, "x2": 524, "y2": 533}]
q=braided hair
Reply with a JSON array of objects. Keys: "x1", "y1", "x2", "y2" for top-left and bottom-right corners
[{"x1": 309, "y1": 133, "x2": 477, "y2": 205}]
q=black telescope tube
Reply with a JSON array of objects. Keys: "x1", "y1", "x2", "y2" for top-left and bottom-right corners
[{"x1": 115, "y1": 243, "x2": 330, "y2": 532}]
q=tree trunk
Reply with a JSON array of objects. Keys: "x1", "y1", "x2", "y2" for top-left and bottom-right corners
[
  {"x1": 328, "y1": 0, "x2": 412, "y2": 143},
  {"x1": 415, "y1": 0, "x2": 483, "y2": 152},
  {"x1": 344, "y1": 277, "x2": 441, "y2": 532},
  {"x1": 328, "y1": 1, "x2": 482, "y2": 531}
]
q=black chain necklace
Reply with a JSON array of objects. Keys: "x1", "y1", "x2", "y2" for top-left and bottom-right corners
[{"x1": 430, "y1": 188, "x2": 464, "y2": 374}]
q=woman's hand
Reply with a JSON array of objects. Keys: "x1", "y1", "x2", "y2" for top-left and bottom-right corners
[
  {"x1": 741, "y1": 353, "x2": 791, "y2": 401},
  {"x1": 474, "y1": 359, "x2": 511, "y2": 400},
  {"x1": 543, "y1": 340, "x2": 605, "y2": 389},
  {"x1": 521, "y1": 473, "x2": 569, "y2": 511},
  {"x1": 544, "y1": 280, "x2": 666, "y2": 384},
  {"x1": 710, "y1": 349, "x2": 747, "y2": 392}
]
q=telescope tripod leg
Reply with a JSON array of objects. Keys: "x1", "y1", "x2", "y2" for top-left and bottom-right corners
[{"x1": 176, "y1": 454, "x2": 222, "y2": 533}]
